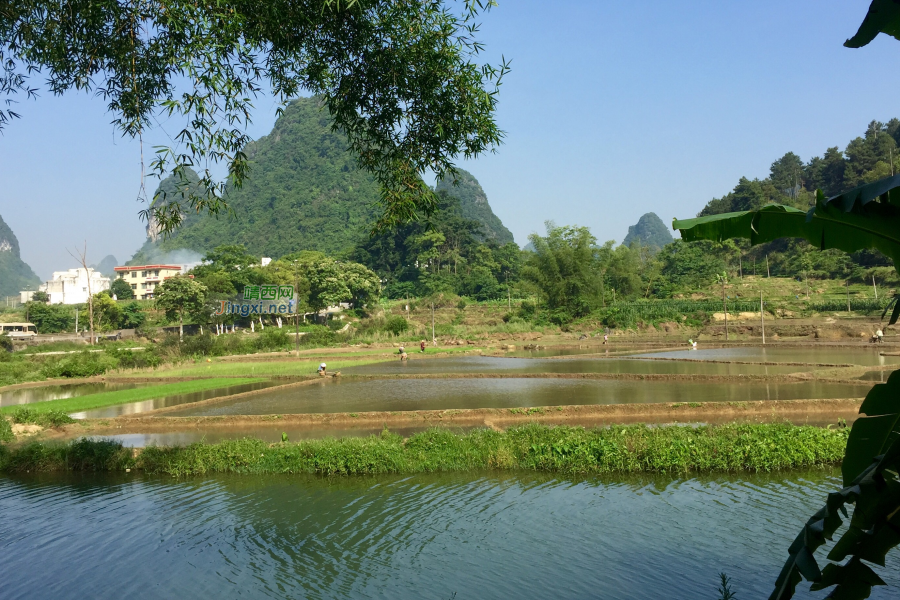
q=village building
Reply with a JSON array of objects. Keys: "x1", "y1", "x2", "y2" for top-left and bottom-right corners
[
  {"x1": 20, "y1": 267, "x2": 110, "y2": 304},
  {"x1": 114, "y1": 264, "x2": 183, "y2": 300}
]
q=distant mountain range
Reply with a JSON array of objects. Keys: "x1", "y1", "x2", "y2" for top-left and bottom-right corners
[
  {"x1": 131, "y1": 96, "x2": 512, "y2": 263},
  {"x1": 0, "y1": 213, "x2": 41, "y2": 297}
]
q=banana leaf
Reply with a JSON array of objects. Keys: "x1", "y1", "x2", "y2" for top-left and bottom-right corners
[
  {"x1": 845, "y1": 0, "x2": 900, "y2": 48},
  {"x1": 672, "y1": 179, "x2": 900, "y2": 265}
]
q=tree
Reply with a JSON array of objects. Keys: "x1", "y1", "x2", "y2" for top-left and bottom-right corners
[
  {"x1": 25, "y1": 302, "x2": 73, "y2": 333},
  {"x1": 1, "y1": 1, "x2": 508, "y2": 232},
  {"x1": 90, "y1": 292, "x2": 122, "y2": 332},
  {"x1": 770, "y1": 152, "x2": 804, "y2": 199},
  {"x1": 155, "y1": 276, "x2": 208, "y2": 340},
  {"x1": 30, "y1": 290, "x2": 49, "y2": 303},
  {"x1": 522, "y1": 223, "x2": 602, "y2": 322},
  {"x1": 119, "y1": 303, "x2": 146, "y2": 330},
  {"x1": 110, "y1": 278, "x2": 134, "y2": 300}
]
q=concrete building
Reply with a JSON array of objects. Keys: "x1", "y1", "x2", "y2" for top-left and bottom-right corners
[
  {"x1": 20, "y1": 268, "x2": 111, "y2": 304},
  {"x1": 114, "y1": 264, "x2": 183, "y2": 300}
]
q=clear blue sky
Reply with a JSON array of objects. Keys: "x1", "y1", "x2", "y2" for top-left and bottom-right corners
[{"x1": 2, "y1": 0, "x2": 899, "y2": 279}]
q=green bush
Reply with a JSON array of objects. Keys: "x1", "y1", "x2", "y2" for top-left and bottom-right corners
[
  {"x1": 383, "y1": 315, "x2": 409, "y2": 336},
  {"x1": 12, "y1": 407, "x2": 75, "y2": 428},
  {"x1": 299, "y1": 326, "x2": 342, "y2": 347},
  {"x1": 255, "y1": 327, "x2": 291, "y2": 351},
  {"x1": 0, "y1": 417, "x2": 12, "y2": 443},
  {"x1": 326, "y1": 317, "x2": 346, "y2": 332},
  {"x1": 0, "y1": 333, "x2": 12, "y2": 353},
  {"x1": 39, "y1": 351, "x2": 118, "y2": 379}
]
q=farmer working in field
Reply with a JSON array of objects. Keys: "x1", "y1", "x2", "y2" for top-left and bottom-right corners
[
  {"x1": 420, "y1": 340, "x2": 426, "y2": 353},
  {"x1": 317, "y1": 363, "x2": 327, "y2": 376}
]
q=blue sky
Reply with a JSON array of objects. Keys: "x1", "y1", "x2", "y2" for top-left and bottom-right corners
[{"x1": 2, "y1": 0, "x2": 899, "y2": 280}]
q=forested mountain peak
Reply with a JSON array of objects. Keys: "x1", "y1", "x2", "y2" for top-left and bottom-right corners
[
  {"x1": 698, "y1": 118, "x2": 900, "y2": 217},
  {"x1": 131, "y1": 98, "x2": 515, "y2": 261},
  {"x1": 435, "y1": 169, "x2": 514, "y2": 244},
  {"x1": 623, "y1": 213, "x2": 673, "y2": 249},
  {"x1": 0, "y1": 213, "x2": 41, "y2": 297},
  {"x1": 0, "y1": 212, "x2": 23, "y2": 258}
]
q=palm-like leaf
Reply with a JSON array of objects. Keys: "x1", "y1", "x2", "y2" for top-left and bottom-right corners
[
  {"x1": 673, "y1": 175, "x2": 900, "y2": 264},
  {"x1": 673, "y1": 175, "x2": 900, "y2": 600},
  {"x1": 845, "y1": 0, "x2": 900, "y2": 48}
]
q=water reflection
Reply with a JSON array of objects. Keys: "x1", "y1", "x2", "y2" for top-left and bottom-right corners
[
  {"x1": 166, "y1": 377, "x2": 872, "y2": 417},
  {"x1": 0, "y1": 382, "x2": 143, "y2": 407},
  {"x1": 343, "y1": 356, "x2": 805, "y2": 376},
  {"x1": 73, "y1": 381, "x2": 279, "y2": 419},
  {"x1": 634, "y1": 347, "x2": 900, "y2": 366},
  {"x1": 0, "y1": 469, "x2": 896, "y2": 599}
]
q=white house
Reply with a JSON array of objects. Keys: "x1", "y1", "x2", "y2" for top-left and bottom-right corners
[{"x1": 21, "y1": 268, "x2": 111, "y2": 304}]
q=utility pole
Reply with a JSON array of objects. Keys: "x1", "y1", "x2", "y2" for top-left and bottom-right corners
[
  {"x1": 846, "y1": 279, "x2": 853, "y2": 314},
  {"x1": 431, "y1": 302, "x2": 436, "y2": 345},
  {"x1": 739, "y1": 256, "x2": 743, "y2": 280},
  {"x1": 873, "y1": 274, "x2": 879, "y2": 300},
  {"x1": 805, "y1": 271, "x2": 809, "y2": 299},
  {"x1": 766, "y1": 255, "x2": 770, "y2": 278},
  {"x1": 722, "y1": 275, "x2": 728, "y2": 342},
  {"x1": 760, "y1": 290, "x2": 765, "y2": 345},
  {"x1": 75, "y1": 308, "x2": 79, "y2": 334}
]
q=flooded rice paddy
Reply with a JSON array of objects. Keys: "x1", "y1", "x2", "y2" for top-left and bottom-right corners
[
  {"x1": 343, "y1": 355, "x2": 805, "y2": 376},
  {"x1": 73, "y1": 381, "x2": 278, "y2": 419},
  {"x1": 167, "y1": 377, "x2": 871, "y2": 417},
  {"x1": 0, "y1": 382, "x2": 145, "y2": 407},
  {"x1": 1, "y1": 469, "x2": 897, "y2": 600},
  {"x1": 633, "y1": 346, "x2": 900, "y2": 366}
]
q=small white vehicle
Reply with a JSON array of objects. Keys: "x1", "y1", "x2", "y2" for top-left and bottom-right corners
[{"x1": 0, "y1": 322, "x2": 38, "y2": 338}]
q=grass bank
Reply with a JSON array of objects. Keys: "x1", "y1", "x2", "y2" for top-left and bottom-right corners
[
  {"x1": 0, "y1": 378, "x2": 267, "y2": 416},
  {"x1": 0, "y1": 423, "x2": 849, "y2": 476}
]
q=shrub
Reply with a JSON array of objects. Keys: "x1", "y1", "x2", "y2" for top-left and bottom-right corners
[
  {"x1": 255, "y1": 327, "x2": 291, "y2": 351},
  {"x1": 299, "y1": 326, "x2": 342, "y2": 347},
  {"x1": 383, "y1": 315, "x2": 409, "y2": 336},
  {"x1": 0, "y1": 333, "x2": 12, "y2": 353},
  {"x1": 39, "y1": 351, "x2": 118, "y2": 378},
  {"x1": 517, "y1": 300, "x2": 537, "y2": 320},
  {"x1": 0, "y1": 417, "x2": 12, "y2": 443},
  {"x1": 12, "y1": 407, "x2": 75, "y2": 428},
  {"x1": 326, "y1": 317, "x2": 346, "y2": 332},
  {"x1": 456, "y1": 299, "x2": 467, "y2": 310}
]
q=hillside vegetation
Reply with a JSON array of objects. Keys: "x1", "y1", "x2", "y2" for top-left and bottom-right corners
[
  {"x1": 132, "y1": 97, "x2": 514, "y2": 261},
  {"x1": 0, "y1": 213, "x2": 40, "y2": 298}
]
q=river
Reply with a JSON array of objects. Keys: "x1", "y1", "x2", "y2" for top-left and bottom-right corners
[{"x1": 1, "y1": 469, "x2": 896, "y2": 599}]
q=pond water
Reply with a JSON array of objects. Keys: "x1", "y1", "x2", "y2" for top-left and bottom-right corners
[
  {"x1": 166, "y1": 378, "x2": 872, "y2": 417},
  {"x1": 0, "y1": 382, "x2": 145, "y2": 407},
  {"x1": 1, "y1": 469, "x2": 896, "y2": 599},
  {"x1": 343, "y1": 356, "x2": 804, "y2": 376},
  {"x1": 633, "y1": 347, "x2": 900, "y2": 366},
  {"x1": 73, "y1": 381, "x2": 279, "y2": 419}
]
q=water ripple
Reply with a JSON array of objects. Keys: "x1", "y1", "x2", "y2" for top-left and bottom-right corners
[{"x1": 0, "y1": 469, "x2": 896, "y2": 600}]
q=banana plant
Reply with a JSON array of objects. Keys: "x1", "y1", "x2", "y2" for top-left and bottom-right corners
[
  {"x1": 674, "y1": 176, "x2": 900, "y2": 599},
  {"x1": 675, "y1": 3, "x2": 900, "y2": 596}
]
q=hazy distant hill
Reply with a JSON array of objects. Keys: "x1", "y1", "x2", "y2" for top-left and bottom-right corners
[
  {"x1": 131, "y1": 97, "x2": 514, "y2": 262},
  {"x1": 0, "y1": 213, "x2": 41, "y2": 297},
  {"x1": 436, "y1": 169, "x2": 514, "y2": 244},
  {"x1": 623, "y1": 212, "x2": 673, "y2": 249},
  {"x1": 90, "y1": 255, "x2": 118, "y2": 277}
]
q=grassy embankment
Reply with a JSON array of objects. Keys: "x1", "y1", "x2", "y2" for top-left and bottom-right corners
[
  {"x1": 0, "y1": 423, "x2": 849, "y2": 476},
  {"x1": 147, "y1": 349, "x2": 483, "y2": 378},
  {"x1": 0, "y1": 378, "x2": 266, "y2": 416}
]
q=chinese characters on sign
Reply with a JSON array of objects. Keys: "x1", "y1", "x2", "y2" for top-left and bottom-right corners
[{"x1": 243, "y1": 285, "x2": 294, "y2": 301}]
